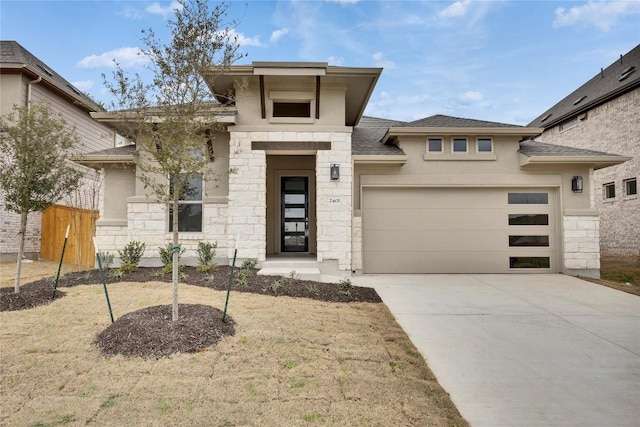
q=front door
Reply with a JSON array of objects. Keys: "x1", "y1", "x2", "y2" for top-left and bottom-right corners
[{"x1": 281, "y1": 177, "x2": 309, "y2": 252}]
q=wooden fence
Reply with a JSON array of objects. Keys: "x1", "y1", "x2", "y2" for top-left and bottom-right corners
[{"x1": 40, "y1": 205, "x2": 99, "y2": 267}]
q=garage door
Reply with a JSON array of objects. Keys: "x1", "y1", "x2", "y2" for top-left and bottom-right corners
[{"x1": 362, "y1": 187, "x2": 557, "y2": 273}]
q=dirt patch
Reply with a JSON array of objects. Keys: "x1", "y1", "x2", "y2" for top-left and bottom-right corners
[{"x1": 581, "y1": 255, "x2": 640, "y2": 296}]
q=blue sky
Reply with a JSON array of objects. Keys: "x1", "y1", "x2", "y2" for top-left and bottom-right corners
[{"x1": 1, "y1": 0, "x2": 638, "y2": 125}]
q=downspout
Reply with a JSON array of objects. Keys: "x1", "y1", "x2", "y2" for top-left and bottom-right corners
[{"x1": 27, "y1": 74, "x2": 42, "y2": 111}]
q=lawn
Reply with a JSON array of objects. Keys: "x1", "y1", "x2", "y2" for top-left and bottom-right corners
[{"x1": 0, "y1": 262, "x2": 468, "y2": 427}]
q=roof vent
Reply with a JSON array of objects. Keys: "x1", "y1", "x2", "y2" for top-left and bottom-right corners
[
  {"x1": 573, "y1": 95, "x2": 587, "y2": 105},
  {"x1": 66, "y1": 84, "x2": 80, "y2": 95},
  {"x1": 619, "y1": 66, "x2": 636, "y2": 82},
  {"x1": 540, "y1": 113, "x2": 552, "y2": 123},
  {"x1": 36, "y1": 64, "x2": 53, "y2": 77}
]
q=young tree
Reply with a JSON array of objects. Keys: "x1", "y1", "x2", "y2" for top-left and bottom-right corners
[
  {"x1": 103, "y1": 0, "x2": 244, "y2": 321},
  {"x1": 0, "y1": 101, "x2": 83, "y2": 293}
]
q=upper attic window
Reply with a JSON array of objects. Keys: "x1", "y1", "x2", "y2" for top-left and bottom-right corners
[
  {"x1": 273, "y1": 101, "x2": 310, "y2": 118},
  {"x1": 619, "y1": 66, "x2": 636, "y2": 81}
]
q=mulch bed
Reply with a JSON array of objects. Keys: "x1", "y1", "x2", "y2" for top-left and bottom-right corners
[{"x1": 1, "y1": 266, "x2": 381, "y2": 359}]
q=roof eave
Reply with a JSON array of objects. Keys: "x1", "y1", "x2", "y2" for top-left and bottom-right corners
[
  {"x1": 352, "y1": 154, "x2": 408, "y2": 164},
  {"x1": 72, "y1": 154, "x2": 137, "y2": 169},
  {"x1": 383, "y1": 127, "x2": 543, "y2": 143},
  {"x1": 518, "y1": 153, "x2": 632, "y2": 169}
]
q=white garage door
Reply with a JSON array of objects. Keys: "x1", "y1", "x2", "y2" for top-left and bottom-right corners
[{"x1": 362, "y1": 187, "x2": 557, "y2": 274}]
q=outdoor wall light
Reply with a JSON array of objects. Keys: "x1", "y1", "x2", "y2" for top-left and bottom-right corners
[
  {"x1": 330, "y1": 164, "x2": 340, "y2": 181},
  {"x1": 572, "y1": 176, "x2": 583, "y2": 193}
]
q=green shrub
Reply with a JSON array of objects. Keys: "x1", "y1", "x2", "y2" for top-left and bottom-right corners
[
  {"x1": 197, "y1": 241, "x2": 217, "y2": 267},
  {"x1": 118, "y1": 263, "x2": 138, "y2": 274},
  {"x1": 241, "y1": 258, "x2": 258, "y2": 270},
  {"x1": 158, "y1": 243, "x2": 185, "y2": 271},
  {"x1": 338, "y1": 277, "x2": 353, "y2": 297},
  {"x1": 236, "y1": 268, "x2": 250, "y2": 287},
  {"x1": 118, "y1": 241, "x2": 146, "y2": 265},
  {"x1": 270, "y1": 279, "x2": 283, "y2": 294}
]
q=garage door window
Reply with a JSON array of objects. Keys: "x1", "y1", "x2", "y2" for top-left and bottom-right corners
[
  {"x1": 508, "y1": 193, "x2": 548, "y2": 204},
  {"x1": 510, "y1": 257, "x2": 550, "y2": 269},
  {"x1": 509, "y1": 235, "x2": 549, "y2": 247},
  {"x1": 508, "y1": 214, "x2": 549, "y2": 225}
]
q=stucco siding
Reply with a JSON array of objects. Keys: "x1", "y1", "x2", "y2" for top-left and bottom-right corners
[{"x1": 540, "y1": 88, "x2": 640, "y2": 256}]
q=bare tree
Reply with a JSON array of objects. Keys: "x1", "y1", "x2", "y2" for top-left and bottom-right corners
[
  {"x1": 103, "y1": 0, "x2": 244, "y2": 320},
  {"x1": 0, "y1": 101, "x2": 83, "y2": 293}
]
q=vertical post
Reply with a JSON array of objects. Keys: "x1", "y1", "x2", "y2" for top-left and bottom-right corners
[
  {"x1": 222, "y1": 234, "x2": 239, "y2": 323},
  {"x1": 94, "y1": 237, "x2": 114, "y2": 324},
  {"x1": 52, "y1": 224, "x2": 70, "y2": 299}
]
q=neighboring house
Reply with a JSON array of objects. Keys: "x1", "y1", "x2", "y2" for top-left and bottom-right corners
[
  {"x1": 80, "y1": 62, "x2": 628, "y2": 278},
  {"x1": 0, "y1": 40, "x2": 115, "y2": 262},
  {"x1": 529, "y1": 44, "x2": 639, "y2": 257}
]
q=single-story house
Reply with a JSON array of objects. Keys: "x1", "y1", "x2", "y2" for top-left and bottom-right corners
[{"x1": 79, "y1": 62, "x2": 630, "y2": 278}]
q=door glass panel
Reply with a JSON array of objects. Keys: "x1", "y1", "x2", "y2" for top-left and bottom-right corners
[
  {"x1": 284, "y1": 208, "x2": 306, "y2": 218},
  {"x1": 285, "y1": 194, "x2": 306, "y2": 204},
  {"x1": 284, "y1": 179, "x2": 306, "y2": 191},
  {"x1": 508, "y1": 214, "x2": 549, "y2": 225},
  {"x1": 284, "y1": 222, "x2": 305, "y2": 232}
]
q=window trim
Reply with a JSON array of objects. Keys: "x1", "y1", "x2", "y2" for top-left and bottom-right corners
[
  {"x1": 476, "y1": 137, "x2": 493, "y2": 154},
  {"x1": 603, "y1": 182, "x2": 616, "y2": 200},
  {"x1": 168, "y1": 174, "x2": 204, "y2": 233},
  {"x1": 623, "y1": 178, "x2": 637, "y2": 198},
  {"x1": 427, "y1": 137, "x2": 444, "y2": 154},
  {"x1": 268, "y1": 90, "x2": 315, "y2": 124},
  {"x1": 451, "y1": 137, "x2": 468, "y2": 154}
]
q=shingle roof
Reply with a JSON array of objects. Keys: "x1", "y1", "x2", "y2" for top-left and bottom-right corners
[
  {"x1": 84, "y1": 145, "x2": 138, "y2": 156},
  {"x1": 401, "y1": 114, "x2": 524, "y2": 128},
  {"x1": 0, "y1": 40, "x2": 104, "y2": 112},
  {"x1": 352, "y1": 116, "x2": 406, "y2": 155},
  {"x1": 529, "y1": 44, "x2": 640, "y2": 128},
  {"x1": 519, "y1": 140, "x2": 625, "y2": 157}
]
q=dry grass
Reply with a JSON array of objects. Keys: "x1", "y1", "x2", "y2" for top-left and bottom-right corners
[
  {"x1": 0, "y1": 263, "x2": 468, "y2": 427},
  {"x1": 582, "y1": 255, "x2": 640, "y2": 296}
]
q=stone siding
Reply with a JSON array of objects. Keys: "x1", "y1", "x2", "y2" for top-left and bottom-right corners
[
  {"x1": 541, "y1": 88, "x2": 640, "y2": 256},
  {"x1": 563, "y1": 215, "x2": 600, "y2": 277},
  {"x1": 0, "y1": 198, "x2": 41, "y2": 261}
]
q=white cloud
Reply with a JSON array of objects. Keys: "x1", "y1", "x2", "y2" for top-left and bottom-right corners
[
  {"x1": 71, "y1": 80, "x2": 93, "y2": 92},
  {"x1": 439, "y1": 0, "x2": 472, "y2": 18},
  {"x1": 270, "y1": 28, "x2": 289, "y2": 43},
  {"x1": 553, "y1": 1, "x2": 640, "y2": 31},
  {"x1": 372, "y1": 52, "x2": 396, "y2": 69},
  {"x1": 458, "y1": 91, "x2": 484, "y2": 103},
  {"x1": 223, "y1": 29, "x2": 263, "y2": 47},
  {"x1": 121, "y1": 5, "x2": 140, "y2": 20},
  {"x1": 77, "y1": 47, "x2": 148, "y2": 69},
  {"x1": 145, "y1": 1, "x2": 182, "y2": 19},
  {"x1": 327, "y1": 56, "x2": 344, "y2": 66}
]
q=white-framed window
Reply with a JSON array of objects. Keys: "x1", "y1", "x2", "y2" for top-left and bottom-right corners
[
  {"x1": 427, "y1": 137, "x2": 443, "y2": 153},
  {"x1": 603, "y1": 182, "x2": 616, "y2": 200},
  {"x1": 559, "y1": 117, "x2": 578, "y2": 132},
  {"x1": 269, "y1": 91, "x2": 315, "y2": 123},
  {"x1": 169, "y1": 174, "x2": 203, "y2": 232},
  {"x1": 477, "y1": 138, "x2": 493, "y2": 153},
  {"x1": 624, "y1": 178, "x2": 637, "y2": 197},
  {"x1": 452, "y1": 138, "x2": 467, "y2": 153}
]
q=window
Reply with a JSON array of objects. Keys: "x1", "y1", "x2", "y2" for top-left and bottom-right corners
[
  {"x1": 509, "y1": 257, "x2": 550, "y2": 269},
  {"x1": 508, "y1": 214, "x2": 549, "y2": 226},
  {"x1": 273, "y1": 101, "x2": 311, "y2": 118},
  {"x1": 428, "y1": 138, "x2": 443, "y2": 152},
  {"x1": 559, "y1": 118, "x2": 578, "y2": 132},
  {"x1": 452, "y1": 138, "x2": 467, "y2": 153},
  {"x1": 624, "y1": 178, "x2": 637, "y2": 196},
  {"x1": 477, "y1": 138, "x2": 492, "y2": 153},
  {"x1": 603, "y1": 182, "x2": 615, "y2": 200},
  {"x1": 169, "y1": 175, "x2": 203, "y2": 232},
  {"x1": 508, "y1": 193, "x2": 549, "y2": 204},
  {"x1": 509, "y1": 235, "x2": 549, "y2": 247}
]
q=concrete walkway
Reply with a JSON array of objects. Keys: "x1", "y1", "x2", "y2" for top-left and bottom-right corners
[{"x1": 352, "y1": 274, "x2": 640, "y2": 427}]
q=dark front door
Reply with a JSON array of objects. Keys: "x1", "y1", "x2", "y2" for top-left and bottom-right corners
[{"x1": 281, "y1": 177, "x2": 308, "y2": 252}]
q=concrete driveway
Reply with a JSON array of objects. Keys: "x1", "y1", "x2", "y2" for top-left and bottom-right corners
[{"x1": 352, "y1": 274, "x2": 640, "y2": 427}]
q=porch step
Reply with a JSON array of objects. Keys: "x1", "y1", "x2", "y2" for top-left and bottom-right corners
[{"x1": 257, "y1": 258, "x2": 321, "y2": 281}]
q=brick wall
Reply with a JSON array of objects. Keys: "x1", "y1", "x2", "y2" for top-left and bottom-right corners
[{"x1": 541, "y1": 88, "x2": 640, "y2": 256}]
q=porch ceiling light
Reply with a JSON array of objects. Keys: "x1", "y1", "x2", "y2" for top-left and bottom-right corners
[{"x1": 572, "y1": 176, "x2": 583, "y2": 193}]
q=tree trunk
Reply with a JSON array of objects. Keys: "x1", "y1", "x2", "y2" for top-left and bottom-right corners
[
  {"x1": 172, "y1": 177, "x2": 180, "y2": 321},
  {"x1": 14, "y1": 211, "x2": 29, "y2": 293}
]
